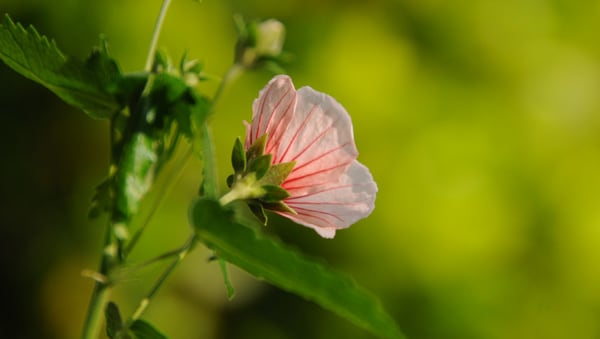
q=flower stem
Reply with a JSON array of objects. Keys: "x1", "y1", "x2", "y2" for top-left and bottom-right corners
[
  {"x1": 145, "y1": 0, "x2": 172, "y2": 72},
  {"x1": 207, "y1": 63, "x2": 243, "y2": 118}
]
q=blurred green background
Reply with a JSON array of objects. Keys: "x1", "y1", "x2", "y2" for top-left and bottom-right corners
[{"x1": 2, "y1": 0, "x2": 600, "y2": 338}]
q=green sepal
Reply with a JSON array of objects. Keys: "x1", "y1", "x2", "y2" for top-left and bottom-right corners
[
  {"x1": 246, "y1": 134, "x2": 267, "y2": 163},
  {"x1": 231, "y1": 137, "x2": 246, "y2": 174},
  {"x1": 248, "y1": 201, "x2": 268, "y2": 225},
  {"x1": 260, "y1": 185, "x2": 290, "y2": 203},
  {"x1": 226, "y1": 174, "x2": 235, "y2": 188},
  {"x1": 262, "y1": 200, "x2": 296, "y2": 214},
  {"x1": 247, "y1": 154, "x2": 272, "y2": 180},
  {"x1": 259, "y1": 161, "x2": 295, "y2": 186}
]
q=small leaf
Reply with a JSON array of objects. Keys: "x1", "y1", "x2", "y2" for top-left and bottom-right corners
[
  {"x1": 190, "y1": 198, "x2": 406, "y2": 339},
  {"x1": 88, "y1": 177, "x2": 113, "y2": 219},
  {"x1": 226, "y1": 174, "x2": 235, "y2": 188},
  {"x1": 113, "y1": 133, "x2": 158, "y2": 221},
  {"x1": 105, "y1": 302, "x2": 123, "y2": 339},
  {"x1": 248, "y1": 201, "x2": 268, "y2": 225},
  {"x1": 109, "y1": 71, "x2": 210, "y2": 222},
  {"x1": 231, "y1": 137, "x2": 246, "y2": 174},
  {"x1": 129, "y1": 319, "x2": 167, "y2": 339},
  {"x1": 218, "y1": 258, "x2": 236, "y2": 299},
  {"x1": 247, "y1": 154, "x2": 272, "y2": 180},
  {"x1": 259, "y1": 161, "x2": 295, "y2": 186},
  {"x1": 246, "y1": 133, "x2": 267, "y2": 163},
  {"x1": 0, "y1": 15, "x2": 121, "y2": 119},
  {"x1": 260, "y1": 184, "x2": 290, "y2": 202}
]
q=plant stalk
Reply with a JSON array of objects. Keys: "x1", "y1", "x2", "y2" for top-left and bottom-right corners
[
  {"x1": 125, "y1": 236, "x2": 196, "y2": 326},
  {"x1": 80, "y1": 222, "x2": 115, "y2": 339},
  {"x1": 145, "y1": 0, "x2": 172, "y2": 72}
]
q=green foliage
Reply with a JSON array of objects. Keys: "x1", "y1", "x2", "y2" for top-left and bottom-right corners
[
  {"x1": 190, "y1": 198, "x2": 405, "y2": 339},
  {"x1": 105, "y1": 302, "x2": 123, "y2": 339},
  {"x1": 246, "y1": 133, "x2": 267, "y2": 163},
  {"x1": 100, "y1": 70, "x2": 210, "y2": 228},
  {"x1": 231, "y1": 137, "x2": 247, "y2": 174},
  {"x1": 105, "y1": 302, "x2": 167, "y2": 339},
  {"x1": 247, "y1": 154, "x2": 272, "y2": 180},
  {"x1": 260, "y1": 184, "x2": 290, "y2": 202},
  {"x1": 259, "y1": 161, "x2": 295, "y2": 186},
  {"x1": 129, "y1": 320, "x2": 168, "y2": 339},
  {"x1": 0, "y1": 15, "x2": 121, "y2": 119}
]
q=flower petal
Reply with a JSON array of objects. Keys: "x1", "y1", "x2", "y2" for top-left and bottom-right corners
[
  {"x1": 276, "y1": 85, "x2": 358, "y2": 193},
  {"x1": 279, "y1": 161, "x2": 377, "y2": 238},
  {"x1": 246, "y1": 75, "x2": 297, "y2": 153}
]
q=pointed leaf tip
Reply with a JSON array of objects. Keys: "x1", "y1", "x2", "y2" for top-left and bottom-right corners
[
  {"x1": 231, "y1": 137, "x2": 246, "y2": 173},
  {"x1": 105, "y1": 302, "x2": 122, "y2": 339}
]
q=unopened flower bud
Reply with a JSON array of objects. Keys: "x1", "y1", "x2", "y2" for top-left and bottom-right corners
[{"x1": 235, "y1": 18, "x2": 286, "y2": 68}]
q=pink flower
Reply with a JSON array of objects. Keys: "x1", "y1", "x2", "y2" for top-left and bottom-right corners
[{"x1": 245, "y1": 75, "x2": 377, "y2": 238}]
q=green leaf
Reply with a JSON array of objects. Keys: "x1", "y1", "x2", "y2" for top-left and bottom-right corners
[
  {"x1": 231, "y1": 137, "x2": 246, "y2": 174},
  {"x1": 0, "y1": 15, "x2": 121, "y2": 119},
  {"x1": 108, "y1": 70, "x2": 210, "y2": 224},
  {"x1": 129, "y1": 319, "x2": 168, "y2": 339},
  {"x1": 113, "y1": 133, "x2": 158, "y2": 223},
  {"x1": 105, "y1": 302, "x2": 123, "y2": 339},
  {"x1": 190, "y1": 198, "x2": 406, "y2": 339}
]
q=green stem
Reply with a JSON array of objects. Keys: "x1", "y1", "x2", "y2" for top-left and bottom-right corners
[
  {"x1": 145, "y1": 0, "x2": 172, "y2": 72},
  {"x1": 207, "y1": 63, "x2": 243, "y2": 118},
  {"x1": 120, "y1": 63, "x2": 245, "y2": 327},
  {"x1": 125, "y1": 64, "x2": 244, "y2": 256},
  {"x1": 132, "y1": 238, "x2": 195, "y2": 271},
  {"x1": 80, "y1": 221, "x2": 116, "y2": 339},
  {"x1": 125, "y1": 235, "x2": 196, "y2": 326},
  {"x1": 81, "y1": 2, "x2": 173, "y2": 337},
  {"x1": 199, "y1": 64, "x2": 244, "y2": 200}
]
